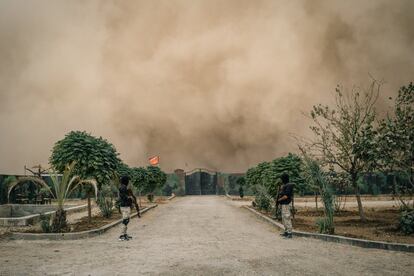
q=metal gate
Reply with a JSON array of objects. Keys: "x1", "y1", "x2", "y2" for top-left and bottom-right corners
[{"x1": 185, "y1": 169, "x2": 217, "y2": 195}]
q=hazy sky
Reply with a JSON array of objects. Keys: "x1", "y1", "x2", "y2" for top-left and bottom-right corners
[{"x1": 1, "y1": 0, "x2": 414, "y2": 174}]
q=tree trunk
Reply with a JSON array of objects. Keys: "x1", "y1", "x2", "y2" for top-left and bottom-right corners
[
  {"x1": 353, "y1": 178, "x2": 366, "y2": 222},
  {"x1": 315, "y1": 193, "x2": 318, "y2": 210},
  {"x1": 87, "y1": 195, "x2": 92, "y2": 224},
  {"x1": 52, "y1": 208, "x2": 67, "y2": 232}
]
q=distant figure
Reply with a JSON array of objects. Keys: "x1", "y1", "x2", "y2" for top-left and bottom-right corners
[
  {"x1": 118, "y1": 176, "x2": 140, "y2": 241},
  {"x1": 277, "y1": 173, "x2": 294, "y2": 239}
]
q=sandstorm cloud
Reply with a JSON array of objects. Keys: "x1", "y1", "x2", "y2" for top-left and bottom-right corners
[{"x1": 1, "y1": 0, "x2": 414, "y2": 173}]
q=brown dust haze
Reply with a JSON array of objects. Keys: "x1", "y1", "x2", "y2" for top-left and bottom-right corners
[{"x1": 1, "y1": 0, "x2": 414, "y2": 174}]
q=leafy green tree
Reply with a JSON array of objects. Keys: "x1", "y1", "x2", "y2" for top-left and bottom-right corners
[
  {"x1": 117, "y1": 162, "x2": 133, "y2": 180},
  {"x1": 245, "y1": 154, "x2": 304, "y2": 200},
  {"x1": 130, "y1": 167, "x2": 148, "y2": 204},
  {"x1": 50, "y1": 131, "x2": 121, "y2": 187},
  {"x1": 144, "y1": 166, "x2": 167, "y2": 195},
  {"x1": 245, "y1": 153, "x2": 305, "y2": 218},
  {"x1": 376, "y1": 83, "x2": 414, "y2": 209},
  {"x1": 246, "y1": 166, "x2": 260, "y2": 192},
  {"x1": 303, "y1": 81, "x2": 380, "y2": 221},
  {"x1": 272, "y1": 153, "x2": 306, "y2": 194}
]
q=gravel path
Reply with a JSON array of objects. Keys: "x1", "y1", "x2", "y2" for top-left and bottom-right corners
[{"x1": 0, "y1": 196, "x2": 413, "y2": 275}]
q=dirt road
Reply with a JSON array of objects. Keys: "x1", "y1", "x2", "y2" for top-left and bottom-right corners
[{"x1": 0, "y1": 196, "x2": 413, "y2": 275}]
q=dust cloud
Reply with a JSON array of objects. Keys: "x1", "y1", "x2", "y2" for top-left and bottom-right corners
[{"x1": 1, "y1": 0, "x2": 413, "y2": 173}]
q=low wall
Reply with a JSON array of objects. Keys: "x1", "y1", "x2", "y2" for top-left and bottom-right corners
[
  {"x1": 10, "y1": 204, "x2": 157, "y2": 240},
  {"x1": 0, "y1": 204, "x2": 87, "y2": 226},
  {"x1": 0, "y1": 204, "x2": 62, "y2": 218}
]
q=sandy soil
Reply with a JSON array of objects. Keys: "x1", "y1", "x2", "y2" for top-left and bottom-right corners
[
  {"x1": 0, "y1": 196, "x2": 413, "y2": 276},
  {"x1": 230, "y1": 195, "x2": 413, "y2": 209},
  {"x1": 295, "y1": 208, "x2": 414, "y2": 244}
]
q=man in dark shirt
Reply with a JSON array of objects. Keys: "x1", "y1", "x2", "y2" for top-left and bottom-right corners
[
  {"x1": 118, "y1": 176, "x2": 140, "y2": 241},
  {"x1": 277, "y1": 173, "x2": 294, "y2": 238}
]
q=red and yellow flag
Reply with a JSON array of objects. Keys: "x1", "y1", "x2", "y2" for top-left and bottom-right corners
[{"x1": 149, "y1": 155, "x2": 160, "y2": 166}]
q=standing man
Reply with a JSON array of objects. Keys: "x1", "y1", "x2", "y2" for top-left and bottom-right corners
[
  {"x1": 277, "y1": 173, "x2": 294, "y2": 239},
  {"x1": 118, "y1": 176, "x2": 140, "y2": 241}
]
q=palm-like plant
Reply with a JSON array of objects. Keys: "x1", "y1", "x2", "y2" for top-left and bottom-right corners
[
  {"x1": 301, "y1": 154, "x2": 335, "y2": 234},
  {"x1": 7, "y1": 162, "x2": 98, "y2": 232},
  {"x1": 49, "y1": 162, "x2": 97, "y2": 232}
]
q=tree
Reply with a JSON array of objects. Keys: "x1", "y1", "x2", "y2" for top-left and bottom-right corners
[
  {"x1": 245, "y1": 153, "x2": 305, "y2": 218},
  {"x1": 144, "y1": 166, "x2": 167, "y2": 196},
  {"x1": 376, "y1": 83, "x2": 414, "y2": 209},
  {"x1": 245, "y1": 166, "x2": 260, "y2": 192},
  {"x1": 130, "y1": 167, "x2": 149, "y2": 206},
  {"x1": 50, "y1": 131, "x2": 120, "y2": 222},
  {"x1": 302, "y1": 81, "x2": 380, "y2": 221},
  {"x1": 49, "y1": 131, "x2": 121, "y2": 187},
  {"x1": 117, "y1": 162, "x2": 133, "y2": 180},
  {"x1": 272, "y1": 153, "x2": 306, "y2": 195},
  {"x1": 245, "y1": 154, "x2": 304, "y2": 197}
]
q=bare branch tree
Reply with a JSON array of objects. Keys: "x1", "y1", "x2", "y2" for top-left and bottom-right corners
[{"x1": 300, "y1": 80, "x2": 381, "y2": 221}]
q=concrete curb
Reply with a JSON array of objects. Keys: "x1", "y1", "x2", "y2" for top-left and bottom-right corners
[
  {"x1": 243, "y1": 205, "x2": 414, "y2": 253},
  {"x1": 9, "y1": 204, "x2": 158, "y2": 241},
  {"x1": 167, "y1": 194, "x2": 176, "y2": 200},
  {"x1": 0, "y1": 204, "x2": 88, "y2": 227}
]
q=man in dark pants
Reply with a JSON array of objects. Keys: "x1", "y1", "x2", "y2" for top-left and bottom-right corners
[
  {"x1": 118, "y1": 176, "x2": 140, "y2": 241},
  {"x1": 277, "y1": 173, "x2": 294, "y2": 239}
]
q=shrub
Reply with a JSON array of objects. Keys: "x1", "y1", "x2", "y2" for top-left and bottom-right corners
[
  {"x1": 316, "y1": 217, "x2": 334, "y2": 234},
  {"x1": 147, "y1": 194, "x2": 154, "y2": 203},
  {"x1": 400, "y1": 210, "x2": 414, "y2": 235},
  {"x1": 40, "y1": 214, "x2": 52, "y2": 233},
  {"x1": 239, "y1": 186, "x2": 244, "y2": 198},
  {"x1": 302, "y1": 156, "x2": 335, "y2": 234},
  {"x1": 97, "y1": 185, "x2": 114, "y2": 218},
  {"x1": 255, "y1": 185, "x2": 272, "y2": 212}
]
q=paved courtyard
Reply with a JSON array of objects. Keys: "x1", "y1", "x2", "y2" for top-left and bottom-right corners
[{"x1": 0, "y1": 196, "x2": 413, "y2": 275}]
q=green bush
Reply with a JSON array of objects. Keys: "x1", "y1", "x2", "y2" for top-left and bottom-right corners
[
  {"x1": 147, "y1": 194, "x2": 154, "y2": 203},
  {"x1": 239, "y1": 186, "x2": 244, "y2": 198},
  {"x1": 302, "y1": 156, "x2": 335, "y2": 234},
  {"x1": 255, "y1": 185, "x2": 272, "y2": 212},
  {"x1": 97, "y1": 185, "x2": 114, "y2": 218},
  {"x1": 399, "y1": 210, "x2": 414, "y2": 235},
  {"x1": 316, "y1": 217, "x2": 335, "y2": 234},
  {"x1": 40, "y1": 214, "x2": 52, "y2": 233}
]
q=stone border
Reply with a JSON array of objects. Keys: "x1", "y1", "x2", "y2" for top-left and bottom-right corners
[
  {"x1": 9, "y1": 205, "x2": 157, "y2": 241},
  {"x1": 167, "y1": 194, "x2": 176, "y2": 200},
  {"x1": 243, "y1": 205, "x2": 414, "y2": 253},
  {"x1": 0, "y1": 204, "x2": 88, "y2": 227}
]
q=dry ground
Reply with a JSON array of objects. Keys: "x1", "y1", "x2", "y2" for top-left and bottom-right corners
[
  {"x1": 232, "y1": 195, "x2": 414, "y2": 244},
  {"x1": 0, "y1": 196, "x2": 413, "y2": 276}
]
